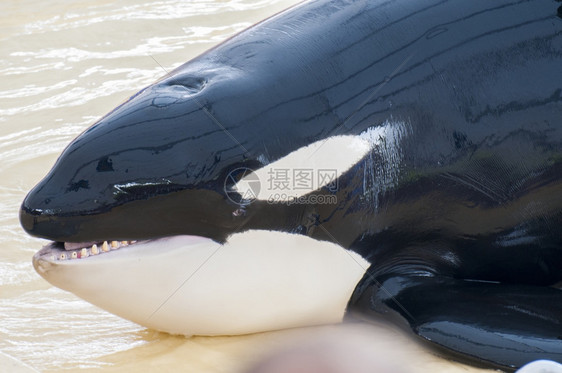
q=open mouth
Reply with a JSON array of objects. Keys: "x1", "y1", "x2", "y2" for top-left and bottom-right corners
[
  {"x1": 34, "y1": 235, "x2": 216, "y2": 265},
  {"x1": 36, "y1": 240, "x2": 142, "y2": 261},
  {"x1": 34, "y1": 235, "x2": 216, "y2": 264}
]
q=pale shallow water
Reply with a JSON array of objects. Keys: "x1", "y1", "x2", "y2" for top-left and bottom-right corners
[{"x1": 0, "y1": 1, "x2": 495, "y2": 372}]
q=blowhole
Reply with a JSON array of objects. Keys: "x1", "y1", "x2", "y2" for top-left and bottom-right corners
[{"x1": 168, "y1": 76, "x2": 207, "y2": 93}]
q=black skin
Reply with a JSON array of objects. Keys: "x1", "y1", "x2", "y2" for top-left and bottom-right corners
[{"x1": 20, "y1": 0, "x2": 562, "y2": 370}]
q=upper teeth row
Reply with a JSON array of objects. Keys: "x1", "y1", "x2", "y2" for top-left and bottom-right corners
[{"x1": 54, "y1": 241, "x2": 136, "y2": 261}]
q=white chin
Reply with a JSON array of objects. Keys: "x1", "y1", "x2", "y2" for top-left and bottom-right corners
[{"x1": 33, "y1": 231, "x2": 368, "y2": 336}]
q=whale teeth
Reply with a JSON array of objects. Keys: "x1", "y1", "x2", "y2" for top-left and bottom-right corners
[{"x1": 52, "y1": 240, "x2": 141, "y2": 261}]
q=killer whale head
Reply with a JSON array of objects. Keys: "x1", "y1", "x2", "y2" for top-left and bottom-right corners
[
  {"x1": 17, "y1": 0, "x2": 415, "y2": 336},
  {"x1": 19, "y1": 66, "x2": 259, "y2": 244},
  {"x1": 19, "y1": 56, "x2": 375, "y2": 336},
  {"x1": 19, "y1": 70, "x2": 376, "y2": 243}
]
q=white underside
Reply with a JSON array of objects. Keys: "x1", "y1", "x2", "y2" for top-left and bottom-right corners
[{"x1": 33, "y1": 230, "x2": 369, "y2": 336}]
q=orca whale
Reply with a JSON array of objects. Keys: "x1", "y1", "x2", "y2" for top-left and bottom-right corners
[{"x1": 20, "y1": 0, "x2": 562, "y2": 371}]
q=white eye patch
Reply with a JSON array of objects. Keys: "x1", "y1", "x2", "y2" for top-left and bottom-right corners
[{"x1": 235, "y1": 120, "x2": 409, "y2": 202}]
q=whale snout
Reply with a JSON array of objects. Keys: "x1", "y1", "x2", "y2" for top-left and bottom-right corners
[
  {"x1": 20, "y1": 178, "x2": 241, "y2": 243},
  {"x1": 19, "y1": 202, "x2": 62, "y2": 240},
  {"x1": 18, "y1": 74, "x2": 250, "y2": 243}
]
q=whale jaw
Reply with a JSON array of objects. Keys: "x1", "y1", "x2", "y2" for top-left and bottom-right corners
[{"x1": 33, "y1": 230, "x2": 368, "y2": 336}]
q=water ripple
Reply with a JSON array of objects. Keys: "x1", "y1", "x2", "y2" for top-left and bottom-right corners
[{"x1": 0, "y1": 288, "x2": 145, "y2": 370}]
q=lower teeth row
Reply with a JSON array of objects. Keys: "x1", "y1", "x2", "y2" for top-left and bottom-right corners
[{"x1": 53, "y1": 241, "x2": 136, "y2": 261}]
